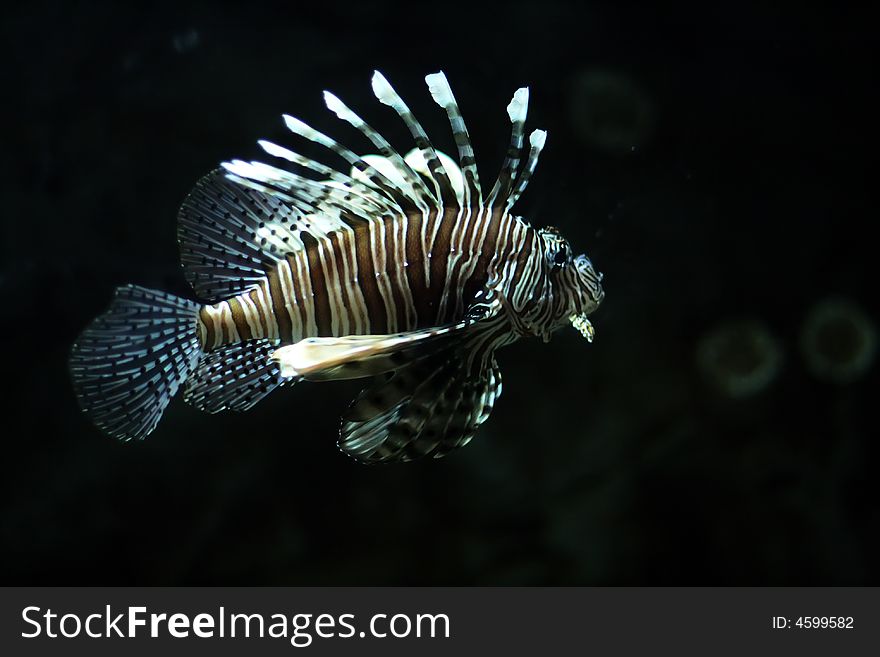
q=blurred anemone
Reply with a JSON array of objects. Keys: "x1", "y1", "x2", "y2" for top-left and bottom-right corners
[
  {"x1": 569, "y1": 69, "x2": 655, "y2": 155},
  {"x1": 800, "y1": 299, "x2": 876, "y2": 384},
  {"x1": 172, "y1": 29, "x2": 201, "y2": 54},
  {"x1": 696, "y1": 320, "x2": 783, "y2": 398}
]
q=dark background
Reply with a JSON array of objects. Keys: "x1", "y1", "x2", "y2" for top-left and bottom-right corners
[{"x1": 2, "y1": 1, "x2": 875, "y2": 585}]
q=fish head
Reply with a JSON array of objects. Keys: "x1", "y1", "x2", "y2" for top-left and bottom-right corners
[{"x1": 538, "y1": 227, "x2": 605, "y2": 340}]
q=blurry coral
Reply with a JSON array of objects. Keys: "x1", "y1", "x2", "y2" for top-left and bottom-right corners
[
  {"x1": 696, "y1": 320, "x2": 783, "y2": 398},
  {"x1": 569, "y1": 69, "x2": 655, "y2": 155},
  {"x1": 799, "y1": 298, "x2": 876, "y2": 384}
]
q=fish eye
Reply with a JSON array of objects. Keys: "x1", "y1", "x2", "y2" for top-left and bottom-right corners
[{"x1": 549, "y1": 241, "x2": 570, "y2": 269}]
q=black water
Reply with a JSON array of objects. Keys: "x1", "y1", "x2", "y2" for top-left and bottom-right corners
[{"x1": 2, "y1": 2, "x2": 875, "y2": 584}]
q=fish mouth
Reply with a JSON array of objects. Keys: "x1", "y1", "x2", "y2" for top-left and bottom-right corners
[{"x1": 570, "y1": 313, "x2": 595, "y2": 342}]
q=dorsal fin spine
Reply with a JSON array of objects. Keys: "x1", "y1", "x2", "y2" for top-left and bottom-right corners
[
  {"x1": 424, "y1": 71, "x2": 482, "y2": 208},
  {"x1": 322, "y1": 90, "x2": 435, "y2": 216},
  {"x1": 371, "y1": 71, "x2": 459, "y2": 208},
  {"x1": 281, "y1": 114, "x2": 416, "y2": 214},
  {"x1": 487, "y1": 87, "x2": 529, "y2": 209},
  {"x1": 506, "y1": 129, "x2": 547, "y2": 210}
]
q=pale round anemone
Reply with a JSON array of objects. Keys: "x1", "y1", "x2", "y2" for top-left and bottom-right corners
[
  {"x1": 402, "y1": 148, "x2": 464, "y2": 198},
  {"x1": 347, "y1": 149, "x2": 464, "y2": 199},
  {"x1": 800, "y1": 298, "x2": 877, "y2": 384},
  {"x1": 696, "y1": 320, "x2": 783, "y2": 399}
]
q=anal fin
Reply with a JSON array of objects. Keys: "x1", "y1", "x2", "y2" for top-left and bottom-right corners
[{"x1": 184, "y1": 340, "x2": 288, "y2": 413}]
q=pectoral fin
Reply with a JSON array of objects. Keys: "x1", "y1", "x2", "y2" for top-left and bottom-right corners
[
  {"x1": 271, "y1": 295, "x2": 502, "y2": 382},
  {"x1": 339, "y1": 351, "x2": 502, "y2": 463},
  {"x1": 270, "y1": 322, "x2": 471, "y2": 382}
]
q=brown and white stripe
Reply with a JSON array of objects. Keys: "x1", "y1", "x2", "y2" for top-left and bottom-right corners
[{"x1": 196, "y1": 71, "x2": 592, "y2": 355}]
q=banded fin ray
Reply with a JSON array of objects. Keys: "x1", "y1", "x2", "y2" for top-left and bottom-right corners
[
  {"x1": 339, "y1": 351, "x2": 502, "y2": 463},
  {"x1": 506, "y1": 129, "x2": 548, "y2": 211},
  {"x1": 225, "y1": 156, "x2": 391, "y2": 218},
  {"x1": 278, "y1": 113, "x2": 420, "y2": 214},
  {"x1": 322, "y1": 90, "x2": 436, "y2": 213},
  {"x1": 224, "y1": 132, "x2": 412, "y2": 218},
  {"x1": 234, "y1": 141, "x2": 397, "y2": 216},
  {"x1": 425, "y1": 71, "x2": 482, "y2": 207},
  {"x1": 183, "y1": 340, "x2": 288, "y2": 413},
  {"x1": 223, "y1": 70, "x2": 546, "y2": 228},
  {"x1": 179, "y1": 170, "x2": 372, "y2": 302},
  {"x1": 69, "y1": 285, "x2": 203, "y2": 441},
  {"x1": 371, "y1": 71, "x2": 460, "y2": 207},
  {"x1": 486, "y1": 87, "x2": 529, "y2": 209}
]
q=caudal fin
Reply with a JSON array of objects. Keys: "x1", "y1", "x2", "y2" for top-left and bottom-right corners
[{"x1": 69, "y1": 285, "x2": 203, "y2": 441}]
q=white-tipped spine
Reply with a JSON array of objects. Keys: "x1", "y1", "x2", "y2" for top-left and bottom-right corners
[
  {"x1": 258, "y1": 139, "x2": 297, "y2": 162},
  {"x1": 507, "y1": 87, "x2": 529, "y2": 123},
  {"x1": 425, "y1": 71, "x2": 454, "y2": 108},
  {"x1": 323, "y1": 91, "x2": 363, "y2": 128},
  {"x1": 506, "y1": 129, "x2": 549, "y2": 210},
  {"x1": 283, "y1": 114, "x2": 319, "y2": 140},
  {"x1": 424, "y1": 70, "x2": 481, "y2": 205},
  {"x1": 371, "y1": 71, "x2": 398, "y2": 107},
  {"x1": 529, "y1": 129, "x2": 547, "y2": 150},
  {"x1": 222, "y1": 159, "x2": 265, "y2": 180},
  {"x1": 370, "y1": 70, "x2": 459, "y2": 203}
]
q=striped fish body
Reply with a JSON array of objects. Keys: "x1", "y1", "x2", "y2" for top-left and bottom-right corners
[
  {"x1": 70, "y1": 71, "x2": 605, "y2": 463},
  {"x1": 193, "y1": 203, "x2": 539, "y2": 350}
]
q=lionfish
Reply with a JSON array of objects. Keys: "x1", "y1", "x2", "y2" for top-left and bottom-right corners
[{"x1": 69, "y1": 71, "x2": 605, "y2": 463}]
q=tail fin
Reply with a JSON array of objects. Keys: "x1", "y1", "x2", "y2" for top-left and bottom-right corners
[{"x1": 69, "y1": 285, "x2": 203, "y2": 441}]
